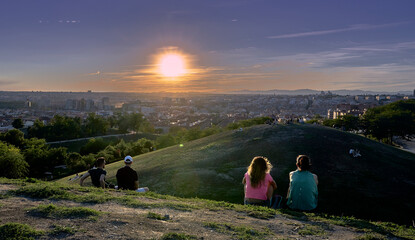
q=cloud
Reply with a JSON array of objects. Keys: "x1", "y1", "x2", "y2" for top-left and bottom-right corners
[
  {"x1": 342, "y1": 41, "x2": 415, "y2": 52},
  {"x1": 0, "y1": 80, "x2": 18, "y2": 86},
  {"x1": 84, "y1": 71, "x2": 101, "y2": 76},
  {"x1": 267, "y1": 22, "x2": 408, "y2": 39}
]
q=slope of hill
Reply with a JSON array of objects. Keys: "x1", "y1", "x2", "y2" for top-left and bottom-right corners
[
  {"x1": 1, "y1": 178, "x2": 414, "y2": 239},
  {"x1": 59, "y1": 124, "x2": 415, "y2": 225}
]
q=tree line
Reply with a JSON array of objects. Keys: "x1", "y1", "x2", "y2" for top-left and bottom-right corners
[
  {"x1": 310, "y1": 100, "x2": 415, "y2": 144},
  {"x1": 0, "y1": 116, "x2": 272, "y2": 179},
  {"x1": 25, "y1": 112, "x2": 153, "y2": 142},
  {"x1": 0, "y1": 129, "x2": 155, "y2": 179}
]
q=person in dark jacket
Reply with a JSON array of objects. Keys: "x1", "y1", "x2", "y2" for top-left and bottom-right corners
[{"x1": 116, "y1": 155, "x2": 149, "y2": 192}]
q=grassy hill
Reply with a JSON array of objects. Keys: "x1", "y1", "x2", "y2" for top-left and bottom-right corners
[
  {"x1": 59, "y1": 124, "x2": 415, "y2": 225},
  {"x1": 1, "y1": 178, "x2": 414, "y2": 239}
]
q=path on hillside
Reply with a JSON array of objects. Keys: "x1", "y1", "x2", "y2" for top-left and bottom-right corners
[
  {"x1": 45, "y1": 132, "x2": 135, "y2": 144},
  {"x1": 394, "y1": 136, "x2": 415, "y2": 154}
]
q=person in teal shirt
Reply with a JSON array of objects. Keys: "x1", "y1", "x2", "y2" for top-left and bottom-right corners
[{"x1": 286, "y1": 155, "x2": 318, "y2": 211}]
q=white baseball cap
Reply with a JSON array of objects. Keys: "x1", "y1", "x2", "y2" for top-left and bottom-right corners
[{"x1": 124, "y1": 155, "x2": 133, "y2": 163}]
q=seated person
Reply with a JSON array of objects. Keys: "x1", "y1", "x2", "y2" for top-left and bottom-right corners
[
  {"x1": 116, "y1": 156, "x2": 149, "y2": 192},
  {"x1": 80, "y1": 157, "x2": 113, "y2": 188},
  {"x1": 242, "y1": 156, "x2": 277, "y2": 207},
  {"x1": 286, "y1": 155, "x2": 318, "y2": 211}
]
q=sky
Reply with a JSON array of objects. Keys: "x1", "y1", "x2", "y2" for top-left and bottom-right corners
[{"x1": 1, "y1": 0, "x2": 414, "y2": 93}]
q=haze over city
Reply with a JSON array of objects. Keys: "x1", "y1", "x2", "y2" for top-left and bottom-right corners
[{"x1": 1, "y1": 0, "x2": 414, "y2": 93}]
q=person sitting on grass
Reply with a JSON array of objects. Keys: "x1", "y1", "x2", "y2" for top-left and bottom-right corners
[
  {"x1": 116, "y1": 155, "x2": 149, "y2": 192},
  {"x1": 242, "y1": 156, "x2": 278, "y2": 207},
  {"x1": 286, "y1": 155, "x2": 318, "y2": 211},
  {"x1": 80, "y1": 157, "x2": 114, "y2": 189}
]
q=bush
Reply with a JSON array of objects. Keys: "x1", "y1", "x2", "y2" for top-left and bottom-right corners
[
  {"x1": 0, "y1": 141, "x2": 28, "y2": 178},
  {"x1": 0, "y1": 222, "x2": 43, "y2": 240}
]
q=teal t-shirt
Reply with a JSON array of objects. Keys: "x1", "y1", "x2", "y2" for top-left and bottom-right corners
[{"x1": 287, "y1": 170, "x2": 318, "y2": 211}]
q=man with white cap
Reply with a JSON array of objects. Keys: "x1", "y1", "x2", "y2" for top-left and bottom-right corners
[{"x1": 116, "y1": 155, "x2": 149, "y2": 192}]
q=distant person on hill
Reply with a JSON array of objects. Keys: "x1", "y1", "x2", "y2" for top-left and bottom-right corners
[
  {"x1": 242, "y1": 156, "x2": 279, "y2": 208},
  {"x1": 116, "y1": 155, "x2": 149, "y2": 193},
  {"x1": 286, "y1": 155, "x2": 318, "y2": 211},
  {"x1": 80, "y1": 157, "x2": 114, "y2": 189}
]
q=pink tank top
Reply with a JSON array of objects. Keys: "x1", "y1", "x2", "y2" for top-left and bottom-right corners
[{"x1": 244, "y1": 172, "x2": 274, "y2": 200}]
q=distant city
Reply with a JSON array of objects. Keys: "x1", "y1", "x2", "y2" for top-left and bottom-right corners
[{"x1": 1, "y1": 89, "x2": 414, "y2": 134}]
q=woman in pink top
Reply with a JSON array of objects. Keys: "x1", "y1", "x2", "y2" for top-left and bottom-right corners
[{"x1": 242, "y1": 156, "x2": 277, "y2": 207}]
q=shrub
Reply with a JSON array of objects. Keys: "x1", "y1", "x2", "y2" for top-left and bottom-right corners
[{"x1": 0, "y1": 222, "x2": 43, "y2": 240}]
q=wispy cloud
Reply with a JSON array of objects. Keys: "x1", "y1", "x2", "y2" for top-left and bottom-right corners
[
  {"x1": 342, "y1": 41, "x2": 415, "y2": 52},
  {"x1": 84, "y1": 71, "x2": 101, "y2": 76},
  {"x1": 0, "y1": 80, "x2": 18, "y2": 86},
  {"x1": 267, "y1": 22, "x2": 408, "y2": 39}
]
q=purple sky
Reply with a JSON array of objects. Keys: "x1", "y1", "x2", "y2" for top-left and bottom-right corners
[{"x1": 1, "y1": 0, "x2": 414, "y2": 92}]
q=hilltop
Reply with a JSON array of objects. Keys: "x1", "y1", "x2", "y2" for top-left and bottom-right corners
[
  {"x1": 59, "y1": 124, "x2": 415, "y2": 225},
  {"x1": 1, "y1": 178, "x2": 414, "y2": 239}
]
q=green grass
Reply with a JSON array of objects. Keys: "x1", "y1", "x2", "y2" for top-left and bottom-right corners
[
  {"x1": 0, "y1": 222, "x2": 44, "y2": 240},
  {"x1": 8, "y1": 180, "x2": 197, "y2": 212},
  {"x1": 160, "y1": 232, "x2": 198, "y2": 240},
  {"x1": 204, "y1": 221, "x2": 271, "y2": 240},
  {"x1": 49, "y1": 224, "x2": 77, "y2": 236},
  {"x1": 307, "y1": 213, "x2": 415, "y2": 239},
  {"x1": 147, "y1": 212, "x2": 169, "y2": 220},
  {"x1": 57, "y1": 124, "x2": 415, "y2": 225},
  {"x1": 356, "y1": 233, "x2": 386, "y2": 240},
  {"x1": 298, "y1": 224, "x2": 326, "y2": 236},
  {"x1": 12, "y1": 184, "x2": 70, "y2": 199},
  {"x1": 28, "y1": 204, "x2": 101, "y2": 220}
]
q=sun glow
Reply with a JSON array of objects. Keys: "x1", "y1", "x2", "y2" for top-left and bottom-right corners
[{"x1": 158, "y1": 54, "x2": 187, "y2": 77}]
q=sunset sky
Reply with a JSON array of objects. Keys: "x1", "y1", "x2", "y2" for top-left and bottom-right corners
[{"x1": 1, "y1": 0, "x2": 414, "y2": 92}]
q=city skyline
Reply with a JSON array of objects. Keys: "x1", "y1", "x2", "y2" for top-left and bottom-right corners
[{"x1": 1, "y1": 0, "x2": 415, "y2": 92}]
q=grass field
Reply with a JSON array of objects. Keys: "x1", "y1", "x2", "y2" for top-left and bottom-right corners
[
  {"x1": 58, "y1": 124, "x2": 415, "y2": 225},
  {"x1": 4, "y1": 178, "x2": 414, "y2": 239}
]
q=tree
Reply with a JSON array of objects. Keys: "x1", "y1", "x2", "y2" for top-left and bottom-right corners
[
  {"x1": 12, "y1": 118, "x2": 24, "y2": 129},
  {"x1": 23, "y1": 138, "x2": 50, "y2": 177},
  {"x1": 83, "y1": 113, "x2": 109, "y2": 136},
  {"x1": 0, "y1": 141, "x2": 28, "y2": 178},
  {"x1": 116, "y1": 113, "x2": 153, "y2": 133},
  {"x1": 341, "y1": 115, "x2": 360, "y2": 131},
  {"x1": 2, "y1": 129, "x2": 25, "y2": 148},
  {"x1": 362, "y1": 100, "x2": 415, "y2": 143},
  {"x1": 27, "y1": 119, "x2": 46, "y2": 139},
  {"x1": 47, "y1": 147, "x2": 67, "y2": 167},
  {"x1": 65, "y1": 152, "x2": 85, "y2": 172},
  {"x1": 80, "y1": 138, "x2": 108, "y2": 155}
]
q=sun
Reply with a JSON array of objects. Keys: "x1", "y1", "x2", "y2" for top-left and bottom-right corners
[{"x1": 158, "y1": 54, "x2": 186, "y2": 77}]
